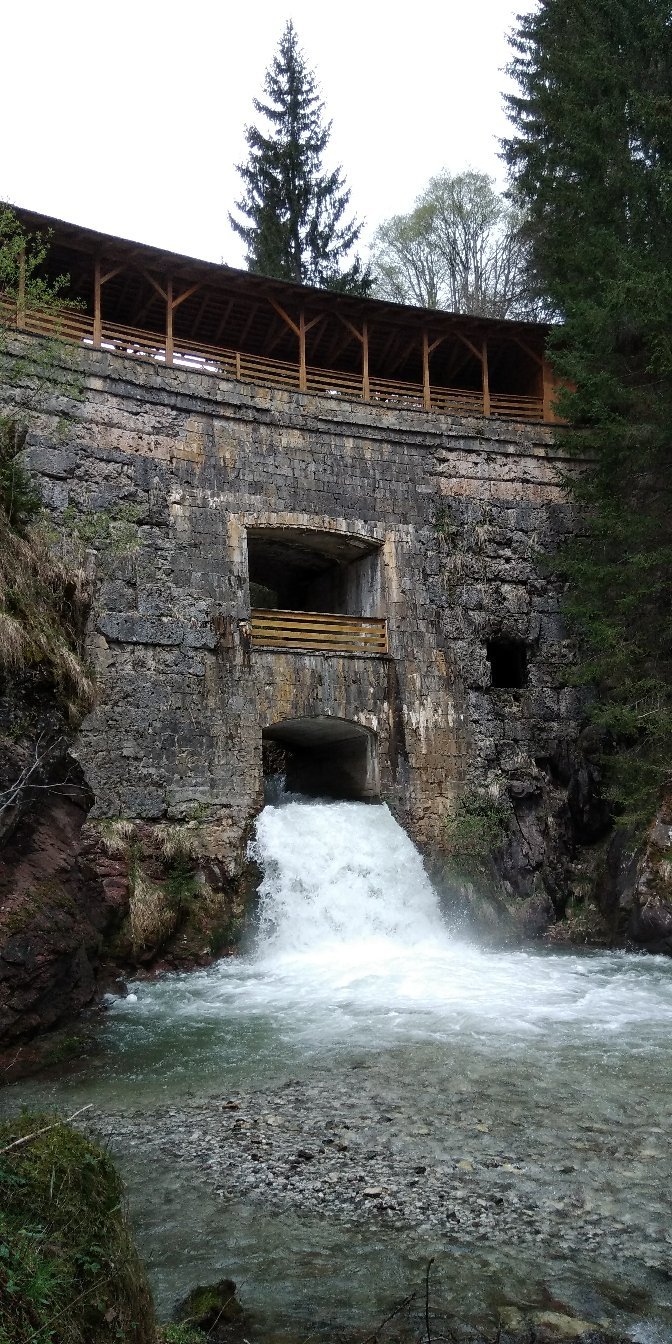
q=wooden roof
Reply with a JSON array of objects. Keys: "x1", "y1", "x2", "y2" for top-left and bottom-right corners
[{"x1": 12, "y1": 207, "x2": 549, "y2": 391}]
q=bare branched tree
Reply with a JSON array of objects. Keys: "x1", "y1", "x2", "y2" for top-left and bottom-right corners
[{"x1": 370, "y1": 170, "x2": 542, "y2": 318}]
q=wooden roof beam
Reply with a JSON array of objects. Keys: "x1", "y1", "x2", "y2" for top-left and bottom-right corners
[
  {"x1": 100, "y1": 264, "x2": 124, "y2": 286},
  {"x1": 269, "y1": 298, "x2": 300, "y2": 337},
  {"x1": 172, "y1": 282, "x2": 201, "y2": 312},
  {"x1": 215, "y1": 299, "x2": 235, "y2": 342},
  {"x1": 306, "y1": 314, "x2": 330, "y2": 359},
  {"x1": 93, "y1": 256, "x2": 125, "y2": 345},
  {"x1": 326, "y1": 326, "x2": 357, "y2": 364},
  {"x1": 388, "y1": 333, "x2": 422, "y2": 377},
  {"x1": 337, "y1": 313, "x2": 365, "y2": 344},
  {"x1": 333, "y1": 314, "x2": 370, "y2": 399},
  {"x1": 239, "y1": 303, "x2": 260, "y2": 348},
  {"x1": 264, "y1": 317, "x2": 294, "y2": 357},
  {"x1": 141, "y1": 269, "x2": 168, "y2": 302},
  {"x1": 509, "y1": 333, "x2": 544, "y2": 366},
  {"x1": 191, "y1": 291, "x2": 210, "y2": 339},
  {"x1": 454, "y1": 330, "x2": 484, "y2": 364},
  {"x1": 268, "y1": 299, "x2": 323, "y2": 392},
  {"x1": 269, "y1": 299, "x2": 323, "y2": 339}
]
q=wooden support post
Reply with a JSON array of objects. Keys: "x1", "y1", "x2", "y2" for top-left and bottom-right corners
[
  {"x1": 93, "y1": 257, "x2": 102, "y2": 347},
  {"x1": 92, "y1": 261, "x2": 124, "y2": 345},
  {"x1": 299, "y1": 310, "x2": 307, "y2": 391},
  {"x1": 16, "y1": 248, "x2": 26, "y2": 329},
  {"x1": 269, "y1": 299, "x2": 321, "y2": 391},
  {"x1": 165, "y1": 276, "x2": 173, "y2": 367},
  {"x1": 482, "y1": 338, "x2": 491, "y2": 417},
  {"x1": 336, "y1": 314, "x2": 369, "y2": 402},
  {"x1": 235, "y1": 350, "x2": 241, "y2": 380},
  {"x1": 422, "y1": 330, "x2": 431, "y2": 410}
]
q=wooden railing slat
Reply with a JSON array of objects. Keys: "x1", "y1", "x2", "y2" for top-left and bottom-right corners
[
  {"x1": 253, "y1": 634, "x2": 386, "y2": 647},
  {"x1": 253, "y1": 622, "x2": 384, "y2": 636},
  {"x1": 253, "y1": 634, "x2": 386, "y2": 645},
  {"x1": 251, "y1": 607, "x2": 385, "y2": 623}
]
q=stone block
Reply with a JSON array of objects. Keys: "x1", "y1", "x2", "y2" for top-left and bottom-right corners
[
  {"x1": 97, "y1": 613, "x2": 185, "y2": 646},
  {"x1": 98, "y1": 581, "x2": 136, "y2": 612}
]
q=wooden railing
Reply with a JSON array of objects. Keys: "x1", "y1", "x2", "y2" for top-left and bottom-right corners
[
  {"x1": 0, "y1": 295, "x2": 94, "y2": 344},
  {"x1": 0, "y1": 295, "x2": 546, "y2": 423},
  {"x1": 490, "y1": 392, "x2": 544, "y2": 421},
  {"x1": 251, "y1": 608, "x2": 388, "y2": 655}
]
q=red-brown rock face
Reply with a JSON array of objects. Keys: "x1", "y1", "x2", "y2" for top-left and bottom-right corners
[{"x1": 0, "y1": 790, "x2": 128, "y2": 1047}]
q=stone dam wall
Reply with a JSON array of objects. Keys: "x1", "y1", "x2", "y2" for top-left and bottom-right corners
[{"x1": 1, "y1": 333, "x2": 583, "y2": 907}]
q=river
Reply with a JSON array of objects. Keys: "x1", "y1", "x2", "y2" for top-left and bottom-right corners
[{"x1": 5, "y1": 797, "x2": 672, "y2": 1340}]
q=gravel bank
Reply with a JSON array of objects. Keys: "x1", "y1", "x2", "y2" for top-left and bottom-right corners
[{"x1": 104, "y1": 1068, "x2": 670, "y2": 1273}]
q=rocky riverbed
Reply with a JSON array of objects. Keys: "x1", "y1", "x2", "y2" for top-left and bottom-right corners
[{"x1": 102, "y1": 1064, "x2": 671, "y2": 1276}]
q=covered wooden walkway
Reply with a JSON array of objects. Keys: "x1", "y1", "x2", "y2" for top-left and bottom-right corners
[{"x1": 2, "y1": 209, "x2": 562, "y2": 424}]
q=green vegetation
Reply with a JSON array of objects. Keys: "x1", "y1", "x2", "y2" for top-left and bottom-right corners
[
  {"x1": 0, "y1": 420, "x2": 41, "y2": 532},
  {"x1": 445, "y1": 792, "x2": 510, "y2": 876},
  {"x1": 230, "y1": 21, "x2": 372, "y2": 295},
  {"x1": 156, "y1": 1328, "x2": 206, "y2": 1344},
  {"x1": 504, "y1": 0, "x2": 672, "y2": 828},
  {"x1": 55, "y1": 502, "x2": 144, "y2": 562},
  {"x1": 0, "y1": 206, "x2": 72, "y2": 314},
  {"x1": 93, "y1": 820, "x2": 234, "y2": 959},
  {"x1": 0, "y1": 880, "x2": 77, "y2": 936},
  {"x1": 0, "y1": 420, "x2": 92, "y2": 715},
  {"x1": 0, "y1": 206, "x2": 85, "y2": 400},
  {"x1": 0, "y1": 214, "x2": 92, "y2": 715},
  {"x1": 0, "y1": 1112, "x2": 155, "y2": 1344}
]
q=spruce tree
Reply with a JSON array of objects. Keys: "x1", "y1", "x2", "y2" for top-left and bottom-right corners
[
  {"x1": 230, "y1": 21, "x2": 372, "y2": 295},
  {"x1": 503, "y1": 0, "x2": 672, "y2": 825}
]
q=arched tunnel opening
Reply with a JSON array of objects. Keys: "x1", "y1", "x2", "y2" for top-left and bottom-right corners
[{"x1": 262, "y1": 716, "x2": 379, "y2": 801}]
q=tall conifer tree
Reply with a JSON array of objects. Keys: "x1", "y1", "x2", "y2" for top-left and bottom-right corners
[
  {"x1": 503, "y1": 0, "x2": 672, "y2": 823},
  {"x1": 230, "y1": 22, "x2": 371, "y2": 295}
]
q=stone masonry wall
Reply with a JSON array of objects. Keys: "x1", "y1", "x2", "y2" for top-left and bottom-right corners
[{"x1": 0, "y1": 333, "x2": 580, "y2": 897}]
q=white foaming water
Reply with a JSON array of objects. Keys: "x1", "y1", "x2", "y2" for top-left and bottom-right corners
[
  {"x1": 252, "y1": 799, "x2": 446, "y2": 951},
  {"x1": 112, "y1": 799, "x2": 672, "y2": 1048}
]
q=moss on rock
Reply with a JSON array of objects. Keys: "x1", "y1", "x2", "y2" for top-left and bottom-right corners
[
  {"x1": 0, "y1": 1111, "x2": 155, "y2": 1344},
  {"x1": 174, "y1": 1276, "x2": 244, "y2": 1326}
]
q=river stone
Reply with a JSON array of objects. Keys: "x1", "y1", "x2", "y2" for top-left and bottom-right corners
[
  {"x1": 173, "y1": 1277, "x2": 245, "y2": 1333},
  {"x1": 532, "y1": 1311, "x2": 608, "y2": 1338}
]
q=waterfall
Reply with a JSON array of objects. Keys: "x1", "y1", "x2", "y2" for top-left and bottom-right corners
[{"x1": 250, "y1": 799, "x2": 448, "y2": 953}]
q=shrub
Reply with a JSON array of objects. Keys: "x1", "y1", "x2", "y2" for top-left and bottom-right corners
[
  {"x1": 445, "y1": 791, "x2": 510, "y2": 875},
  {"x1": 0, "y1": 420, "x2": 41, "y2": 534}
]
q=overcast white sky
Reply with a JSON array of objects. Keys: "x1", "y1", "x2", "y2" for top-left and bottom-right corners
[{"x1": 1, "y1": 0, "x2": 535, "y2": 268}]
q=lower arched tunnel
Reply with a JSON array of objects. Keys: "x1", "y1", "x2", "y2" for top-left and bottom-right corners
[{"x1": 262, "y1": 716, "x2": 379, "y2": 801}]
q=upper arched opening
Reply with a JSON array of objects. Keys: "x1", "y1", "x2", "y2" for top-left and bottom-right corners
[{"x1": 247, "y1": 526, "x2": 381, "y2": 615}]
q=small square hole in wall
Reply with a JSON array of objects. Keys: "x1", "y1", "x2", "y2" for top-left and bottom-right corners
[{"x1": 487, "y1": 638, "x2": 528, "y2": 689}]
